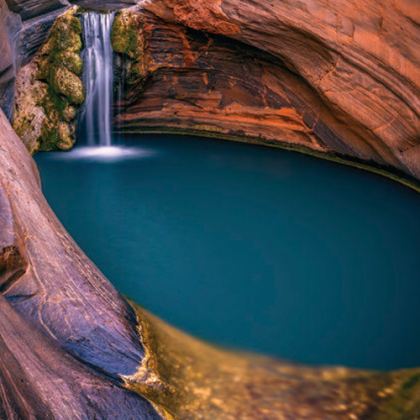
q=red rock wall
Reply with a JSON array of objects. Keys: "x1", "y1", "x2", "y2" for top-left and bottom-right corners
[{"x1": 115, "y1": 1, "x2": 419, "y2": 182}]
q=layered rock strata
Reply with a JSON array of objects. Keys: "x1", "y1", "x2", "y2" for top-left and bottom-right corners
[{"x1": 112, "y1": 2, "x2": 419, "y2": 183}]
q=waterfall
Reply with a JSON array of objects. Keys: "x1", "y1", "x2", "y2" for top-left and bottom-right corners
[{"x1": 81, "y1": 12, "x2": 115, "y2": 147}]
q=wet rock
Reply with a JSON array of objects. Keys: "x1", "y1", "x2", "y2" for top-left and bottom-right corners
[{"x1": 49, "y1": 66, "x2": 84, "y2": 104}]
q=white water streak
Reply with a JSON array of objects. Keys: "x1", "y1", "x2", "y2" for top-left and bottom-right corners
[{"x1": 81, "y1": 12, "x2": 115, "y2": 147}]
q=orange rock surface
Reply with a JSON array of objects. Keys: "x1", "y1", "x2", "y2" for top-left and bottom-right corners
[{"x1": 113, "y1": 0, "x2": 420, "y2": 181}]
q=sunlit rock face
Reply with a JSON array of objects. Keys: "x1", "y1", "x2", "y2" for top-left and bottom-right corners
[{"x1": 117, "y1": 0, "x2": 419, "y2": 182}]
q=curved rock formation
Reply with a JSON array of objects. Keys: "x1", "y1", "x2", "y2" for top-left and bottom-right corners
[
  {"x1": 113, "y1": 0, "x2": 419, "y2": 184},
  {"x1": 0, "y1": 108, "x2": 160, "y2": 418},
  {"x1": 0, "y1": 106, "x2": 420, "y2": 417},
  {"x1": 1, "y1": 0, "x2": 420, "y2": 417}
]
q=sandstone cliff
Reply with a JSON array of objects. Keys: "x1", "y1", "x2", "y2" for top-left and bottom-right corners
[
  {"x1": 112, "y1": 0, "x2": 419, "y2": 183},
  {"x1": 2, "y1": 0, "x2": 419, "y2": 184},
  {"x1": 0, "y1": 1, "x2": 420, "y2": 417}
]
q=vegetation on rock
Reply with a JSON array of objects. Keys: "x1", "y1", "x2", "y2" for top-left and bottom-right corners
[
  {"x1": 111, "y1": 11, "x2": 146, "y2": 86},
  {"x1": 13, "y1": 7, "x2": 84, "y2": 153}
]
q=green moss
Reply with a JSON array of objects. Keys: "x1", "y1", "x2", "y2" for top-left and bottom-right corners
[
  {"x1": 55, "y1": 51, "x2": 83, "y2": 75},
  {"x1": 33, "y1": 7, "x2": 84, "y2": 151},
  {"x1": 57, "y1": 122, "x2": 75, "y2": 150},
  {"x1": 36, "y1": 57, "x2": 50, "y2": 80},
  {"x1": 112, "y1": 11, "x2": 146, "y2": 87},
  {"x1": 111, "y1": 12, "x2": 136, "y2": 56},
  {"x1": 40, "y1": 120, "x2": 60, "y2": 151},
  {"x1": 49, "y1": 66, "x2": 84, "y2": 105},
  {"x1": 52, "y1": 25, "x2": 82, "y2": 52},
  {"x1": 62, "y1": 104, "x2": 77, "y2": 122},
  {"x1": 112, "y1": 11, "x2": 144, "y2": 59}
]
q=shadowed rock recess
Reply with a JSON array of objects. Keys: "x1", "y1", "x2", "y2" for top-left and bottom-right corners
[
  {"x1": 0, "y1": 0, "x2": 420, "y2": 418},
  {"x1": 137, "y1": 0, "x2": 420, "y2": 185}
]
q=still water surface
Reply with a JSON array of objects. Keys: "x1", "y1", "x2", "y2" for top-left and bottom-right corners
[{"x1": 35, "y1": 135, "x2": 420, "y2": 370}]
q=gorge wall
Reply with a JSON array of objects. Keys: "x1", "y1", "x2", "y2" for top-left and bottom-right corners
[
  {"x1": 112, "y1": 1, "x2": 419, "y2": 184},
  {"x1": 1, "y1": 0, "x2": 420, "y2": 417},
  {"x1": 2, "y1": 0, "x2": 419, "y2": 184}
]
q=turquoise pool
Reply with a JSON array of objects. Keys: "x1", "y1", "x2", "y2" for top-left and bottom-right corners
[{"x1": 35, "y1": 134, "x2": 420, "y2": 370}]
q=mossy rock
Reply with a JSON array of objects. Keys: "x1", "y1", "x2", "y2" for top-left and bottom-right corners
[
  {"x1": 111, "y1": 13, "x2": 133, "y2": 55},
  {"x1": 52, "y1": 25, "x2": 83, "y2": 52},
  {"x1": 13, "y1": 8, "x2": 84, "y2": 153},
  {"x1": 36, "y1": 57, "x2": 50, "y2": 81},
  {"x1": 62, "y1": 105, "x2": 77, "y2": 122},
  {"x1": 111, "y1": 11, "x2": 143, "y2": 59},
  {"x1": 40, "y1": 119, "x2": 75, "y2": 151},
  {"x1": 112, "y1": 11, "x2": 147, "y2": 88},
  {"x1": 39, "y1": 12, "x2": 82, "y2": 56},
  {"x1": 57, "y1": 122, "x2": 75, "y2": 150},
  {"x1": 49, "y1": 66, "x2": 84, "y2": 105},
  {"x1": 55, "y1": 51, "x2": 83, "y2": 75},
  {"x1": 33, "y1": 8, "x2": 84, "y2": 151}
]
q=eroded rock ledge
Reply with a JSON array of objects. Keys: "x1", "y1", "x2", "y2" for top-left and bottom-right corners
[{"x1": 112, "y1": 1, "x2": 419, "y2": 185}]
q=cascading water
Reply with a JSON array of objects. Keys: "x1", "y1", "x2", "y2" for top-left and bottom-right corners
[
  {"x1": 66, "y1": 11, "x2": 144, "y2": 160},
  {"x1": 81, "y1": 12, "x2": 115, "y2": 147}
]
